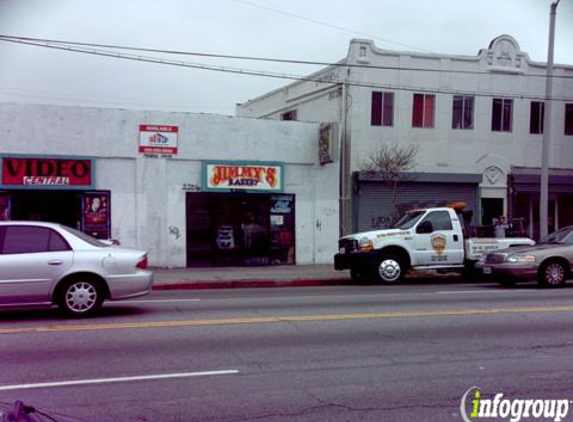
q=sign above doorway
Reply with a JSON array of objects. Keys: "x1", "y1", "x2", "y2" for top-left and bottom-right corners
[
  {"x1": 202, "y1": 161, "x2": 284, "y2": 193},
  {"x1": 0, "y1": 155, "x2": 95, "y2": 190}
]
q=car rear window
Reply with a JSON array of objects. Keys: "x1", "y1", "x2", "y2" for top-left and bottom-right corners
[
  {"x1": 59, "y1": 225, "x2": 107, "y2": 247},
  {"x1": 1, "y1": 226, "x2": 71, "y2": 254}
]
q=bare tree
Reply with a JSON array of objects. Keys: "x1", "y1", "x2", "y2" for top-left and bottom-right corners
[{"x1": 361, "y1": 143, "x2": 419, "y2": 207}]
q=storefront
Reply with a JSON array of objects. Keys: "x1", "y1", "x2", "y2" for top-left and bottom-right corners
[
  {"x1": 0, "y1": 154, "x2": 111, "y2": 239},
  {"x1": 508, "y1": 171, "x2": 573, "y2": 240},
  {"x1": 186, "y1": 161, "x2": 296, "y2": 267},
  {"x1": 0, "y1": 103, "x2": 339, "y2": 267},
  {"x1": 353, "y1": 172, "x2": 482, "y2": 232}
]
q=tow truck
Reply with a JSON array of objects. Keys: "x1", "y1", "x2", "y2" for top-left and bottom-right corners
[{"x1": 334, "y1": 204, "x2": 535, "y2": 283}]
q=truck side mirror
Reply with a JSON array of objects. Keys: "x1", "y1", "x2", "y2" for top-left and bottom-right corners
[{"x1": 417, "y1": 221, "x2": 434, "y2": 234}]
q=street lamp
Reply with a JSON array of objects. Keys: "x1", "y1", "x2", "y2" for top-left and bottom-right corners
[{"x1": 540, "y1": 0, "x2": 560, "y2": 239}]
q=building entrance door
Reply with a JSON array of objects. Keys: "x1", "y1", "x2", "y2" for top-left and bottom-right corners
[
  {"x1": 481, "y1": 198, "x2": 504, "y2": 226},
  {"x1": 186, "y1": 192, "x2": 295, "y2": 267}
]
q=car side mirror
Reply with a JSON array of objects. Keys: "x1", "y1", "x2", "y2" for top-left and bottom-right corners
[{"x1": 417, "y1": 221, "x2": 434, "y2": 234}]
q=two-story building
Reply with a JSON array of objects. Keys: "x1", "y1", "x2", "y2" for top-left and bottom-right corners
[{"x1": 237, "y1": 35, "x2": 573, "y2": 239}]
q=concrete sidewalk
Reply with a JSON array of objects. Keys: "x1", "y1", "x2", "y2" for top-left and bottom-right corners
[
  {"x1": 152, "y1": 264, "x2": 351, "y2": 290},
  {"x1": 151, "y1": 264, "x2": 462, "y2": 290}
]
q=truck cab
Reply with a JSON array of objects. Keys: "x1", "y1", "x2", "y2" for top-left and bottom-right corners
[{"x1": 335, "y1": 206, "x2": 535, "y2": 284}]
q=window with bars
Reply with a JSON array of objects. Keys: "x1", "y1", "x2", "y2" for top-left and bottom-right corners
[
  {"x1": 530, "y1": 101, "x2": 544, "y2": 134},
  {"x1": 452, "y1": 95, "x2": 474, "y2": 130},
  {"x1": 371, "y1": 91, "x2": 394, "y2": 126},
  {"x1": 491, "y1": 98, "x2": 513, "y2": 132},
  {"x1": 412, "y1": 93, "x2": 435, "y2": 128}
]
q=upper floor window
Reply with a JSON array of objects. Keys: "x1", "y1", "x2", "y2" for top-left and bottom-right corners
[
  {"x1": 452, "y1": 95, "x2": 474, "y2": 130},
  {"x1": 280, "y1": 110, "x2": 297, "y2": 121},
  {"x1": 412, "y1": 93, "x2": 435, "y2": 128},
  {"x1": 565, "y1": 104, "x2": 573, "y2": 136},
  {"x1": 491, "y1": 98, "x2": 513, "y2": 132},
  {"x1": 530, "y1": 101, "x2": 545, "y2": 134},
  {"x1": 371, "y1": 91, "x2": 394, "y2": 126}
]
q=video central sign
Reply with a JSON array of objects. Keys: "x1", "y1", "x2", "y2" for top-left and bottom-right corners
[{"x1": 0, "y1": 155, "x2": 95, "y2": 189}]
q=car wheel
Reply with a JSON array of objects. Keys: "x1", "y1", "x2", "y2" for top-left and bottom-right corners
[
  {"x1": 58, "y1": 277, "x2": 105, "y2": 317},
  {"x1": 373, "y1": 255, "x2": 404, "y2": 284},
  {"x1": 538, "y1": 260, "x2": 567, "y2": 287}
]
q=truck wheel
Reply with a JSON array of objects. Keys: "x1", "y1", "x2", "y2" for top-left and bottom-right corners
[
  {"x1": 373, "y1": 255, "x2": 404, "y2": 284},
  {"x1": 538, "y1": 260, "x2": 567, "y2": 287}
]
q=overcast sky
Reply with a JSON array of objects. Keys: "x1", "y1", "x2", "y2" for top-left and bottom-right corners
[{"x1": 0, "y1": 0, "x2": 571, "y2": 116}]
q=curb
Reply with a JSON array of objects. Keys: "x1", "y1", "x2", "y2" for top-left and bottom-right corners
[{"x1": 152, "y1": 278, "x2": 351, "y2": 290}]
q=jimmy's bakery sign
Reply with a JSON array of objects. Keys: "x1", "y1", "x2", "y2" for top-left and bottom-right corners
[
  {"x1": 0, "y1": 155, "x2": 95, "y2": 189},
  {"x1": 202, "y1": 161, "x2": 284, "y2": 192}
]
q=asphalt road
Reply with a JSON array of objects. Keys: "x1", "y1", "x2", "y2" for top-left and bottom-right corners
[{"x1": 2, "y1": 280, "x2": 573, "y2": 422}]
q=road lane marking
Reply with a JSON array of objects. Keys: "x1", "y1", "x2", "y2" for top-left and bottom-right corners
[
  {"x1": 3, "y1": 305, "x2": 573, "y2": 335},
  {"x1": 436, "y1": 290, "x2": 531, "y2": 295},
  {"x1": 0, "y1": 370, "x2": 239, "y2": 391},
  {"x1": 108, "y1": 299, "x2": 202, "y2": 304}
]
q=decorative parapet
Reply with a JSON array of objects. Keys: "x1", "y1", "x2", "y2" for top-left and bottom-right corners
[{"x1": 482, "y1": 34, "x2": 528, "y2": 74}]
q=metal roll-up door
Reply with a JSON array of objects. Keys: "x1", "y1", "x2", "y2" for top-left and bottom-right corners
[{"x1": 356, "y1": 181, "x2": 479, "y2": 232}]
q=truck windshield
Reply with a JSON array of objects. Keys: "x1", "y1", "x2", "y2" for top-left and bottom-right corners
[{"x1": 390, "y1": 210, "x2": 425, "y2": 230}]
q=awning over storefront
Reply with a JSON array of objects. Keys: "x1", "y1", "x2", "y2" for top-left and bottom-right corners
[{"x1": 510, "y1": 174, "x2": 573, "y2": 194}]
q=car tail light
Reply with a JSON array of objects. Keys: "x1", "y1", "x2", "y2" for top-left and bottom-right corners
[{"x1": 136, "y1": 255, "x2": 148, "y2": 270}]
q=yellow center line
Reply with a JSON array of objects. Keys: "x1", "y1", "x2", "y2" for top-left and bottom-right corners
[{"x1": 2, "y1": 305, "x2": 573, "y2": 335}]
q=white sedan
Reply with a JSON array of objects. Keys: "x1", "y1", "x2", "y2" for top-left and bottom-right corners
[{"x1": 0, "y1": 221, "x2": 153, "y2": 316}]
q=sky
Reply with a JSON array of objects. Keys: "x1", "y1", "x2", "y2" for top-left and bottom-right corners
[{"x1": 0, "y1": 0, "x2": 571, "y2": 116}]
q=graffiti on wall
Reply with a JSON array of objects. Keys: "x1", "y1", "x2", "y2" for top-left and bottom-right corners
[
  {"x1": 168, "y1": 225, "x2": 181, "y2": 239},
  {"x1": 371, "y1": 215, "x2": 396, "y2": 230}
]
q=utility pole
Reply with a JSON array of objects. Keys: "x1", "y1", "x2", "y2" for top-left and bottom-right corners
[
  {"x1": 339, "y1": 80, "x2": 350, "y2": 237},
  {"x1": 540, "y1": 0, "x2": 560, "y2": 239}
]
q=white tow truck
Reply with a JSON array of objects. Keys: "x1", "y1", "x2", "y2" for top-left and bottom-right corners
[{"x1": 334, "y1": 205, "x2": 535, "y2": 283}]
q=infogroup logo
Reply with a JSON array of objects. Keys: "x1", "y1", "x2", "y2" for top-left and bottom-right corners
[{"x1": 460, "y1": 386, "x2": 571, "y2": 422}]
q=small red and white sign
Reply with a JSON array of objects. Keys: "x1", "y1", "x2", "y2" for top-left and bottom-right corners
[{"x1": 139, "y1": 125, "x2": 179, "y2": 155}]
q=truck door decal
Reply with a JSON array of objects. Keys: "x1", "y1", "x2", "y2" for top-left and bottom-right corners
[{"x1": 431, "y1": 234, "x2": 448, "y2": 262}]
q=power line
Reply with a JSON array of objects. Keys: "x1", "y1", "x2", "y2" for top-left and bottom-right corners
[
  {"x1": 224, "y1": 0, "x2": 433, "y2": 53},
  {"x1": 0, "y1": 36, "x2": 570, "y2": 102},
  {"x1": 0, "y1": 89, "x2": 233, "y2": 111},
  {"x1": 1, "y1": 34, "x2": 571, "y2": 80}
]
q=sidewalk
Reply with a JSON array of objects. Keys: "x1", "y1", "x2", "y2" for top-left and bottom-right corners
[
  {"x1": 152, "y1": 264, "x2": 350, "y2": 290},
  {"x1": 151, "y1": 264, "x2": 462, "y2": 290}
]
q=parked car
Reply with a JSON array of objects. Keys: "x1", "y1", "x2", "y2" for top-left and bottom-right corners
[
  {"x1": 0, "y1": 221, "x2": 153, "y2": 316},
  {"x1": 476, "y1": 225, "x2": 573, "y2": 286}
]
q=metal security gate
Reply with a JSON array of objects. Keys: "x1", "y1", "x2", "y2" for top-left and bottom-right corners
[{"x1": 355, "y1": 173, "x2": 481, "y2": 232}]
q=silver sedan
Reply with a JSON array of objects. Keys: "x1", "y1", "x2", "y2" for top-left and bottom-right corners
[
  {"x1": 0, "y1": 221, "x2": 153, "y2": 316},
  {"x1": 476, "y1": 225, "x2": 573, "y2": 287}
]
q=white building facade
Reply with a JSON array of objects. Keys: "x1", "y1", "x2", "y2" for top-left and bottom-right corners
[
  {"x1": 237, "y1": 35, "x2": 573, "y2": 239},
  {"x1": 0, "y1": 103, "x2": 339, "y2": 267}
]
